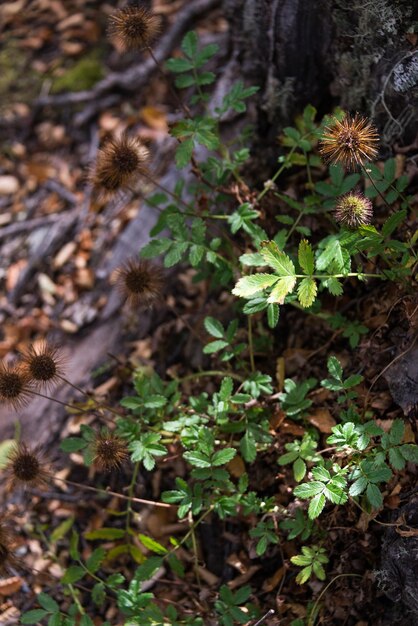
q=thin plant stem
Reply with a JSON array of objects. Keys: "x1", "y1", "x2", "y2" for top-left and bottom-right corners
[
  {"x1": 126, "y1": 461, "x2": 141, "y2": 536},
  {"x1": 147, "y1": 46, "x2": 192, "y2": 118},
  {"x1": 308, "y1": 573, "x2": 362, "y2": 626},
  {"x1": 248, "y1": 316, "x2": 255, "y2": 372},
  {"x1": 252, "y1": 610, "x2": 276, "y2": 626},
  {"x1": 174, "y1": 370, "x2": 245, "y2": 383},
  {"x1": 53, "y1": 475, "x2": 171, "y2": 508},
  {"x1": 361, "y1": 166, "x2": 393, "y2": 211}
]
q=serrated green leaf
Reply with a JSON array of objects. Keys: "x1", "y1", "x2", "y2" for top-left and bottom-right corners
[
  {"x1": 400, "y1": 444, "x2": 418, "y2": 462},
  {"x1": 267, "y1": 275, "x2": 297, "y2": 303},
  {"x1": 21, "y1": 610, "x2": 49, "y2": 624},
  {"x1": 267, "y1": 303, "x2": 280, "y2": 327},
  {"x1": 212, "y1": 448, "x2": 236, "y2": 466},
  {"x1": 298, "y1": 240, "x2": 315, "y2": 274},
  {"x1": 349, "y1": 476, "x2": 368, "y2": 496},
  {"x1": 297, "y1": 277, "x2": 317, "y2": 308},
  {"x1": 388, "y1": 447, "x2": 405, "y2": 470},
  {"x1": 84, "y1": 528, "x2": 125, "y2": 540},
  {"x1": 50, "y1": 516, "x2": 74, "y2": 543},
  {"x1": 326, "y1": 277, "x2": 343, "y2": 296},
  {"x1": 293, "y1": 457, "x2": 306, "y2": 482},
  {"x1": 327, "y1": 355, "x2": 343, "y2": 380},
  {"x1": 204, "y1": 316, "x2": 224, "y2": 338},
  {"x1": 261, "y1": 241, "x2": 296, "y2": 276},
  {"x1": 389, "y1": 419, "x2": 405, "y2": 445},
  {"x1": 232, "y1": 274, "x2": 279, "y2": 298},
  {"x1": 366, "y1": 483, "x2": 383, "y2": 508},
  {"x1": 181, "y1": 31, "x2": 198, "y2": 57},
  {"x1": 138, "y1": 534, "x2": 168, "y2": 555},
  {"x1": 62, "y1": 565, "x2": 85, "y2": 584},
  {"x1": 203, "y1": 339, "x2": 229, "y2": 354},
  {"x1": 60, "y1": 437, "x2": 87, "y2": 452},
  {"x1": 308, "y1": 493, "x2": 326, "y2": 518},
  {"x1": 38, "y1": 593, "x2": 59, "y2": 613},
  {"x1": 86, "y1": 547, "x2": 106, "y2": 573},
  {"x1": 183, "y1": 451, "x2": 211, "y2": 468}
]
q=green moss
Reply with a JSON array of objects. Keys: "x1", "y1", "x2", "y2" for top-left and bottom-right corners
[
  {"x1": 0, "y1": 40, "x2": 38, "y2": 105},
  {"x1": 51, "y1": 52, "x2": 104, "y2": 93}
]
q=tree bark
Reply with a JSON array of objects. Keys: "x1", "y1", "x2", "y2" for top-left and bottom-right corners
[{"x1": 224, "y1": 0, "x2": 418, "y2": 153}]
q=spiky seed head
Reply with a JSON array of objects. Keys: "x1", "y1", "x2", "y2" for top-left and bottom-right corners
[
  {"x1": 108, "y1": 6, "x2": 161, "y2": 51},
  {"x1": 93, "y1": 432, "x2": 128, "y2": 472},
  {"x1": 92, "y1": 135, "x2": 150, "y2": 198},
  {"x1": 115, "y1": 258, "x2": 164, "y2": 308},
  {"x1": 335, "y1": 192, "x2": 373, "y2": 228},
  {"x1": 6, "y1": 443, "x2": 49, "y2": 490},
  {"x1": 319, "y1": 114, "x2": 379, "y2": 170},
  {"x1": 21, "y1": 341, "x2": 65, "y2": 389},
  {"x1": 0, "y1": 363, "x2": 30, "y2": 410}
]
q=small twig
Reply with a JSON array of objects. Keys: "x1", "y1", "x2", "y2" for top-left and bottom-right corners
[{"x1": 251, "y1": 610, "x2": 275, "y2": 626}]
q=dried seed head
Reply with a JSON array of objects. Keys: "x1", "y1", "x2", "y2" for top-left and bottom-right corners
[
  {"x1": 0, "y1": 363, "x2": 30, "y2": 410},
  {"x1": 108, "y1": 6, "x2": 161, "y2": 51},
  {"x1": 21, "y1": 341, "x2": 65, "y2": 389},
  {"x1": 116, "y1": 258, "x2": 164, "y2": 308},
  {"x1": 6, "y1": 443, "x2": 49, "y2": 490},
  {"x1": 93, "y1": 432, "x2": 129, "y2": 472},
  {"x1": 335, "y1": 192, "x2": 373, "y2": 228},
  {"x1": 319, "y1": 114, "x2": 379, "y2": 170},
  {"x1": 92, "y1": 134, "x2": 150, "y2": 198}
]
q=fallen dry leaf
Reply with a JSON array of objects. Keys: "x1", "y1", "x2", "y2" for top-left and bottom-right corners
[{"x1": 307, "y1": 408, "x2": 336, "y2": 433}]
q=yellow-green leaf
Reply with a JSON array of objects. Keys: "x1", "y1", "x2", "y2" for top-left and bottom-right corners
[
  {"x1": 260, "y1": 241, "x2": 295, "y2": 276},
  {"x1": 297, "y1": 277, "x2": 317, "y2": 308},
  {"x1": 267, "y1": 275, "x2": 297, "y2": 303},
  {"x1": 232, "y1": 274, "x2": 278, "y2": 298},
  {"x1": 298, "y1": 240, "x2": 314, "y2": 275}
]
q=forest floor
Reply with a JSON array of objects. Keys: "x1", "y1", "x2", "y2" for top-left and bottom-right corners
[{"x1": 0, "y1": 1, "x2": 417, "y2": 625}]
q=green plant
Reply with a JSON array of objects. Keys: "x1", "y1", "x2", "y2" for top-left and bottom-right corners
[{"x1": 8, "y1": 13, "x2": 417, "y2": 626}]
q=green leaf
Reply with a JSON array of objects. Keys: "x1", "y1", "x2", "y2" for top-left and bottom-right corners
[
  {"x1": 400, "y1": 444, "x2": 418, "y2": 462},
  {"x1": 203, "y1": 339, "x2": 229, "y2": 354},
  {"x1": 84, "y1": 528, "x2": 126, "y2": 540},
  {"x1": 175, "y1": 137, "x2": 194, "y2": 168},
  {"x1": 144, "y1": 394, "x2": 167, "y2": 409},
  {"x1": 295, "y1": 565, "x2": 313, "y2": 584},
  {"x1": 382, "y1": 210, "x2": 407, "y2": 238},
  {"x1": 165, "y1": 57, "x2": 194, "y2": 73},
  {"x1": 38, "y1": 593, "x2": 59, "y2": 613},
  {"x1": 298, "y1": 240, "x2": 315, "y2": 274},
  {"x1": 308, "y1": 493, "x2": 326, "y2": 519},
  {"x1": 181, "y1": 31, "x2": 198, "y2": 57},
  {"x1": 21, "y1": 610, "x2": 49, "y2": 624},
  {"x1": 232, "y1": 274, "x2": 279, "y2": 298},
  {"x1": 240, "y1": 432, "x2": 257, "y2": 462},
  {"x1": 62, "y1": 565, "x2": 85, "y2": 584},
  {"x1": 261, "y1": 241, "x2": 296, "y2": 276},
  {"x1": 86, "y1": 548, "x2": 106, "y2": 573},
  {"x1": 389, "y1": 419, "x2": 405, "y2": 445},
  {"x1": 366, "y1": 483, "x2": 383, "y2": 508},
  {"x1": 294, "y1": 482, "x2": 324, "y2": 498},
  {"x1": 212, "y1": 448, "x2": 236, "y2": 466},
  {"x1": 326, "y1": 277, "x2": 343, "y2": 296},
  {"x1": 267, "y1": 303, "x2": 280, "y2": 328},
  {"x1": 297, "y1": 277, "x2": 317, "y2": 308},
  {"x1": 92, "y1": 582, "x2": 106, "y2": 607},
  {"x1": 204, "y1": 316, "x2": 224, "y2": 338},
  {"x1": 327, "y1": 356, "x2": 343, "y2": 381},
  {"x1": 267, "y1": 275, "x2": 297, "y2": 303},
  {"x1": 183, "y1": 451, "x2": 211, "y2": 468},
  {"x1": 388, "y1": 447, "x2": 405, "y2": 470},
  {"x1": 80, "y1": 616, "x2": 94, "y2": 626},
  {"x1": 293, "y1": 457, "x2": 307, "y2": 482},
  {"x1": 60, "y1": 437, "x2": 87, "y2": 452},
  {"x1": 135, "y1": 556, "x2": 164, "y2": 582},
  {"x1": 138, "y1": 534, "x2": 168, "y2": 555},
  {"x1": 50, "y1": 516, "x2": 74, "y2": 543},
  {"x1": 349, "y1": 476, "x2": 368, "y2": 496}
]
